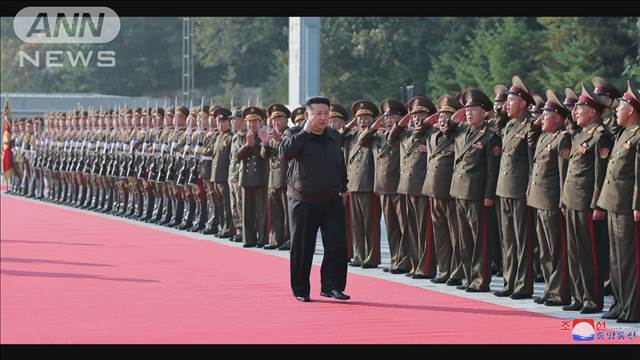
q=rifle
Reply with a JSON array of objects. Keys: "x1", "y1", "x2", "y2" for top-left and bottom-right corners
[{"x1": 164, "y1": 97, "x2": 180, "y2": 182}]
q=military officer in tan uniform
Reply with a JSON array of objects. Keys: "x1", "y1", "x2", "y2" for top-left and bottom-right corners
[
  {"x1": 561, "y1": 83, "x2": 613, "y2": 314},
  {"x1": 423, "y1": 95, "x2": 464, "y2": 284},
  {"x1": 592, "y1": 76, "x2": 623, "y2": 297},
  {"x1": 597, "y1": 80, "x2": 640, "y2": 323},
  {"x1": 207, "y1": 107, "x2": 234, "y2": 238},
  {"x1": 563, "y1": 88, "x2": 580, "y2": 136},
  {"x1": 342, "y1": 100, "x2": 381, "y2": 269},
  {"x1": 388, "y1": 96, "x2": 438, "y2": 278},
  {"x1": 229, "y1": 109, "x2": 246, "y2": 242},
  {"x1": 360, "y1": 99, "x2": 410, "y2": 274},
  {"x1": 494, "y1": 76, "x2": 541, "y2": 300},
  {"x1": 450, "y1": 88, "x2": 501, "y2": 292},
  {"x1": 236, "y1": 106, "x2": 269, "y2": 247},
  {"x1": 260, "y1": 104, "x2": 291, "y2": 249},
  {"x1": 526, "y1": 89, "x2": 573, "y2": 307},
  {"x1": 291, "y1": 106, "x2": 307, "y2": 127}
]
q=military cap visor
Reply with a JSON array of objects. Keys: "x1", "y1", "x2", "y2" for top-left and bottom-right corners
[
  {"x1": 379, "y1": 99, "x2": 406, "y2": 116},
  {"x1": 352, "y1": 100, "x2": 380, "y2": 118},
  {"x1": 508, "y1": 75, "x2": 534, "y2": 104},
  {"x1": 542, "y1": 89, "x2": 570, "y2": 118},
  {"x1": 575, "y1": 83, "x2": 607, "y2": 113},
  {"x1": 592, "y1": 76, "x2": 623, "y2": 99},
  {"x1": 619, "y1": 80, "x2": 640, "y2": 113}
]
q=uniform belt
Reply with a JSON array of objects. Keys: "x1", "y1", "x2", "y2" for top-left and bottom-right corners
[{"x1": 200, "y1": 156, "x2": 212, "y2": 160}]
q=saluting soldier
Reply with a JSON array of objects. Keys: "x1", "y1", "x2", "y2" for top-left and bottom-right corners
[
  {"x1": 563, "y1": 88, "x2": 580, "y2": 136},
  {"x1": 228, "y1": 108, "x2": 246, "y2": 242},
  {"x1": 489, "y1": 84, "x2": 509, "y2": 276},
  {"x1": 261, "y1": 104, "x2": 291, "y2": 249},
  {"x1": 186, "y1": 105, "x2": 211, "y2": 232},
  {"x1": 593, "y1": 76, "x2": 623, "y2": 137},
  {"x1": 494, "y1": 76, "x2": 541, "y2": 300},
  {"x1": 236, "y1": 106, "x2": 269, "y2": 247},
  {"x1": 365, "y1": 99, "x2": 411, "y2": 274},
  {"x1": 423, "y1": 95, "x2": 464, "y2": 284},
  {"x1": 530, "y1": 94, "x2": 546, "y2": 284},
  {"x1": 341, "y1": 100, "x2": 381, "y2": 269},
  {"x1": 388, "y1": 96, "x2": 438, "y2": 279},
  {"x1": 526, "y1": 89, "x2": 572, "y2": 307},
  {"x1": 592, "y1": 76, "x2": 623, "y2": 297},
  {"x1": 596, "y1": 80, "x2": 640, "y2": 323},
  {"x1": 450, "y1": 88, "x2": 501, "y2": 292},
  {"x1": 561, "y1": 83, "x2": 613, "y2": 314}
]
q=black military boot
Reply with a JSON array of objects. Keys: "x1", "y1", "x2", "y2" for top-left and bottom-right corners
[
  {"x1": 177, "y1": 199, "x2": 195, "y2": 230},
  {"x1": 150, "y1": 196, "x2": 164, "y2": 223},
  {"x1": 167, "y1": 199, "x2": 184, "y2": 227},
  {"x1": 125, "y1": 192, "x2": 137, "y2": 218},
  {"x1": 188, "y1": 200, "x2": 206, "y2": 232},
  {"x1": 81, "y1": 185, "x2": 92, "y2": 208},
  {"x1": 135, "y1": 192, "x2": 145, "y2": 219},
  {"x1": 158, "y1": 197, "x2": 173, "y2": 225},
  {"x1": 141, "y1": 194, "x2": 154, "y2": 221}
]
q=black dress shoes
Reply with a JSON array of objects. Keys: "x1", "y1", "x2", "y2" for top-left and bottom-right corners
[
  {"x1": 430, "y1": 276, "x2": 449, "y2": 284},
  {"x1": 383, "y1": 268, "x2": 390, "y2": 273},
  {"x1": 534, "y1": 274, "x2": 545, "y2": 283},
  {"x1": 533, "y1": 296, "x2": 547, "y2": 304},
  {"x1": 616, "y1": 318, "x2": 639, "y2": 323},
  {"x1": 242, "y1": 243, "x2": 256, "y2": 248},
  {"x1": 446, "y1": 278, "x2": 462, "y2": 286},
  {"x1": 510, "y1": 292, "x2": 532, "y2": 300},
  {"x1": 494, "y1": 289, "x2": 512, "y2": 297},
  {"x1": 456, "y1": 285, "x2": 467, "y2": 290},
  {"x1": 295, "y1": 296, "x2": 311, "y2": 302},
  {"x1": 563, "y1": 302, "x2": 583, "y2": 311},
  {"x1": 390, "y1": 268, "x2": 410, "y2": 275},
  {"x1": 580, "y1": 306, "x2": 601, "y2": 314},
  {"x1": 411, "y1": 274, "x2": 428, "y2": 279},
  {"x1": 218, "y1": 232, "x2": 232, "y2": 239},
  {"x1": 601, "y1": 310, "x2": 621, "y2": 319},
  {"x1": 465, "y1": 287, "x2": 480, "y2": 293},
  {"x1": 263, "y1": 244, "x2": 278, "y2": 250},
  {"x1": 277, "y1": 241, "x2": 291, "y2": 250},
  {"x1": 348, "y1": 261, "x2": 362, "y2": 267},
  {"x1": 320, "y1": 290, "x2": 350, "y2": 300},
  {"x1": 361, "y1": 264, "x2": 378, "y2": 269},
  {"x1": 544, "y1": 299, "x2": 568, "y2": 307}
]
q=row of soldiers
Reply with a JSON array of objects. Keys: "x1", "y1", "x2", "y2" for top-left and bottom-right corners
[
  {"x1": 6, "y1": 103, "x2": 306, "y2": 252},
  {"x1": 5, "y1": 75, "x2": 639, "y2": 323}
]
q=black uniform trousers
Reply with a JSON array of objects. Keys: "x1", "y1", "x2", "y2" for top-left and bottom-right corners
[{"x1": 289, "y1": 196, "x2": 348, "y2": 298}]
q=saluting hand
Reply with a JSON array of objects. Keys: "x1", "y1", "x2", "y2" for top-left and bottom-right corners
[
  {"x1": 398, "y1": 113, "x2": 412, "y2": 128},
  {"x1": 345, "y1": 118, "x2": 358, "y2": 130},
  {"x1": 423, "y1": 112, "x2": 439, "y2": 126},
  {"x1": 451, "y1": 108, "x2": 466, "y2": 124},
  {"x1": 370, "y1": 116, "x2": 384, "y2": 131}
]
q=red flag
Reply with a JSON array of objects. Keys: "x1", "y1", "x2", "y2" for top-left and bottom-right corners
[{"x1": 2, "y1": 117, "x2": 14, "y2": 179}]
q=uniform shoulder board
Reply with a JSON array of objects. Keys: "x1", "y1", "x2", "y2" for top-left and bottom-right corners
[
  {"x1": 630, "y1": 125, "x2": 639, "y2": 133},
  {"x1": 560, "y1": 130, "x2": 567, "y2": 135}
]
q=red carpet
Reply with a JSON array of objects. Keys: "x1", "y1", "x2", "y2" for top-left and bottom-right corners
[{"x1": 1, "y1": 195, "x2": 576, "y2": 344}]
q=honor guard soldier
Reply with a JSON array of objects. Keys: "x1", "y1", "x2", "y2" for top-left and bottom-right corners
[
  {"x1": 236, "y1": 106, "x2": 269, "y2": 247},
  {"x1": 341, "y1": 100, "x2": 381, "y2": 269},
  {"x1": 261, "y1": 104, "x2": 291, "y2": 249},
  {"x1": 388, "y1": 96, "x2": 438, "y2": 278},
  {"x1": 155, "y1": 106, "x2": 176, "y2": 225},
  {"x1": 450, "y1": 88, "x2": 501, "y2": 292},
  {"x1": 165, "y1": 106, "x2": 189, "y2": 228},
  {"x1": 561, "y1": 83, "x2": 613, "y2": 314},
  {"x1": 596, "y1": 80, "x2": 640, "y2": 323},
  {"x1": 228, "y1": 108, "x2": 246, "y2": 242},
  {"x1": 526, "y1": 89, "x2": 573, "y2": 307},
  {"x1": 423, "y1": 95, "x2": 465, "y2": 284},
  {"x1": 494, "y1": 75, "x2": 541, "y2": 300}
]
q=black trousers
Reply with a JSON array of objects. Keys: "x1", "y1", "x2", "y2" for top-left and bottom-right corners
[{"x1": 289, "y1": 196, "x2": 348, "y2": 298}]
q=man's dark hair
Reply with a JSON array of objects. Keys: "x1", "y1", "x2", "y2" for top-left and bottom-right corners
[{"x1": 305, "y1": 96, "x2": 331, "y2": 110}]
